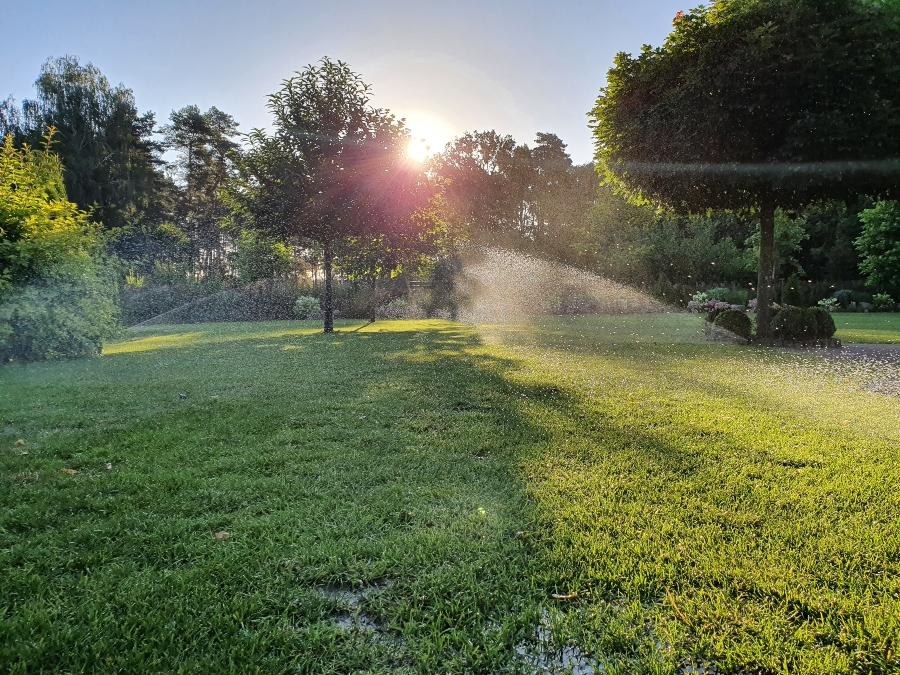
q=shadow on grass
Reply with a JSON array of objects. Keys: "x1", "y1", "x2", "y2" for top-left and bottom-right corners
[{"x1": 3, "y1": 319, "x2": 897, "y2": 672}]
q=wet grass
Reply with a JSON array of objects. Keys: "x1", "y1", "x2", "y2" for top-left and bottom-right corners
[
  {"x1": 834, "y1": 312, "x2": 900, "y2": 344},
  {"x1": 1, "y1": 317, "x2": 898, "y2": 673}
]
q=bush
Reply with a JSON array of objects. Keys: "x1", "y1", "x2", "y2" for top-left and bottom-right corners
[
  {"x1": 377, "y1": 298, "x2": 409, "y2": 319},
  {"x1": 546, "y1": 284, "x2": 604, "y2": 315},
  {"x1": 856, "y1": 201, "x2": 900, "y2": 297},
  {"x1": 816, "y1": 297, "x2": 838, "y2": 312},
  {"x1": 713, "y1": 309, "x2": 752, "y2": 341},
  {"x1": 703, "y1": 301, "x2": 734, "y2": 323},
  {"x1": 1, "y1": 266, "x2": 121, "y2": 362},
  {"x1": 872, "y1": 293, "x2": 895, "y2": 312},
  {"x1": 810, "y1": 307, "x2": 837, "y2": 338},
  {"x1": 294, "y1": 295, "x2": 321, "y2": 319},
  {"x1": 782, "y1": 273, "x2": 813, "y2": 307},
  {"x1": 138, "y1": 280, "x2": 305, "y2": 324},
  {"x1": 832, "y1": 289, "x2": 854, "y2": 309},
  {"x1": 706, "y1": 287, "x2": 748, "y2": 306},
  {"x1": 231, "y1": 230, "x2": 294, "y2": 283},
  {"x1": 0, "y1": 134, "x2": 120, "y2": 361},
  {"x1": 771, "y1": 306, "x2": 836, "y2": 342},
  {"x1": 121, "y1": 282, "x2": 212, "y2": 325}
]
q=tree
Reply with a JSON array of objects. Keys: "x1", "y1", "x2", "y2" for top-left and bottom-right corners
[
  {"x1": 1, "y1": 57, "x2": 165, "y2": 250},
  {"x1": 0, "y1": 133, "x2": 119, "y2": 360},
  {"x1": 233, "y1": 58, "x2": 440, "y2": 332},
  {"x1": 856, "y1": 201, "x2": 900, "y2": 297},
  {"x1": 430, "y1": 130, "x2": 524, "y2": 244},
  {"x1": 590, "y1": 0, "x2": 900, "y2": 337},
  {"x1": 231, "y1": 230, "x2": 294, "y2": 284},
  {"x1": 163, "y1": 105, "x2": 240, "y2": 278}
]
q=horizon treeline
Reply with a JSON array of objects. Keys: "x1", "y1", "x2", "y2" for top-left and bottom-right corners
[{"x1": 1, "y1": 55, "x2": 893, "y2": 304}]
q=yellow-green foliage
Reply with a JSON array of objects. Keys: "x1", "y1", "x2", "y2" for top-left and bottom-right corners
[{"x1": 0, "y1": 132, "x2": 119, "y2": 361}]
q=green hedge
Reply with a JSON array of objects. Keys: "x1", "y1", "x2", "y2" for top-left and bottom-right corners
[{"x1": 771, "y1": 306, "x2": 836, "y2": 342}]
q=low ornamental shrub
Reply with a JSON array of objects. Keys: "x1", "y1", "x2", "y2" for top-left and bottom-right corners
[
  {"x1": 816, "y1": 297, "x2": 838, "y2": 312},
  {"x1": 706, "y1": 287, "x2": 749, "y2": 306},
  {"x1": 703, "y1": 301, "x2": 734, "y2": 323},
  {"x1": 713, "y1": 309, "x2": 752, "y2": 341},
  {"x1": 294, "y1": 296, "x2": 321, "y2": 319},
  {"x1": 832, "y1": 289, "x2": 854, "y2": 309},
  {"x1": 771, "y1": 306, "x2": 836, "y2": 342},
  {"x1": 782, "y1": 273, "x2": 813, "y2": 308},
  {"x1": 872, "y1": 293, "x2": 895, "y2": 312}
]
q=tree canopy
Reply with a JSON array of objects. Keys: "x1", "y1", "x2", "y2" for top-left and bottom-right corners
[
  {"x1": 233, "y1": 58, "x2": 442, "y2": 331},
  {"x1": 590, "y1": 0, "x2": 900, "y2": 335}
]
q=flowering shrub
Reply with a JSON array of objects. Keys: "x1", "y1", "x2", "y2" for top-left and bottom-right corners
[{"x1": 689, "y1": 291, "x2": 709, "y2": 306}]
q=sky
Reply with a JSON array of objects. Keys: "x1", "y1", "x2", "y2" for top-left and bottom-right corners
[{"x1": 3, "y1": 0, "x2": 685, "y2": 163}]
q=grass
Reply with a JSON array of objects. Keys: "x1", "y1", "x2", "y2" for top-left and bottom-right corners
[
  {"x1": 833, "y1": 312, "x2": 900, "y2": 344},
  {"x1": 1, "y1": 316, "x2": 898, "y2": 673}
]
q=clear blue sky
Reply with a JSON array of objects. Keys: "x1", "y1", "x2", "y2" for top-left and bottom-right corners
[{"x1": 4, "y1": 0, "x2": 685, "y2": 163}]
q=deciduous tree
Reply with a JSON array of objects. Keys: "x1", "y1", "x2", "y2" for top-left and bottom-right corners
[{"x1": 590, "y1": 0, "x2": 900, "y2": 336}]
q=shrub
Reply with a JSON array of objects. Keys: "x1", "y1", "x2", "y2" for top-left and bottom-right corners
[
  {"x1": 121, "y1": 282, "x2": 212, "y2": 325},
  {"x1": 0, "y1": 134, "x2": 120, "y2": 361},
  {"x1": 856, "y1": 201, "x2": 900, "y2": 297},
  {"x1": 771, "y1": 306, "x2": 836, "y2": 342},
  {"x1": 138, "y1": 280, "x2": 305, "y2": 324},
  {"x1": 810, "y1": 307, "x2": 836, "y2": 338},
  {"x1": 705, "y1": 287, "x2": 748, "y2": 305},
  {"x1": 703, "y1": 301, "x2": 733, "y2": 323},
  {"x1": 1, "y1": 264, "x2": 120, "y2": 361},
  {"x1": 377, "y1": 298, "x2": 410, "y2": 319},
  {"x1": 690, "y1": 291, "x2": 710, "y2": 306},
  {"x1": 151, "y1": 261, "x2": 190, "y2": 285},
  {"x1": 231, "y1": 230, "x2": 294, "y2": 283},
  {"x1": 816, "y1": 297, "x2": 838, "y2": 312},
  {"x1": 705, "y1": 287, "x2": 730, "y2": 301},
  {"x1": 872, "y1": 293, "x2": 895, "y2": 312},
  {"x1": 782, "y1": 273, "x2": 813, "y2": 307},
  {"x1": 713, "y1": 309, "x2": 752, "y2": 341},
  {"x1": 294, "y1": 296, "x2": 321, "y2": 319},
  {"x1": 832, "y1": 289, "x2": 854, "y2": 309},
  {"x1": 547, "y1": 284, "x2": 604, "y2": 315}
]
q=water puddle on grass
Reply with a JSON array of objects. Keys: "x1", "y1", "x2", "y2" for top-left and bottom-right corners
[
  {"x1": 314, "y1": 580, "x2": 394, "y2": 637},
  {"x1": 514, "y1": 609, "x2": 599, "y2": 674}
]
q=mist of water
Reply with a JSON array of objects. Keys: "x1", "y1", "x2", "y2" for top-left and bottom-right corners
[{"x1": 455, "y1": 246, "x2": 669, "y2": 325}]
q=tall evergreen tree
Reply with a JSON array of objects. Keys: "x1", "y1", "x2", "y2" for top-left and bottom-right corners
[
  {"x1": 163, "y1": 105, "x2": 240, "y2": 277},
  {"x1": 1, "y1": 57, "x2": 165, "y2": 251}
]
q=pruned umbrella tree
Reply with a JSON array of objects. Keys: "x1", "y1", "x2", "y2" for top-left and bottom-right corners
[
  {"x1": 233, "y1": 58, "x2": 441, "y2": 331},
  {"x1": 590, "y1": 0, "x2": 900, "y2": 337}
]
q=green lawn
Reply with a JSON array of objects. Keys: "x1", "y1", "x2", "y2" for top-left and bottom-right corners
[
  {"x1": 2, "y1": 317, "x2": 898, "y2": 673},
  {"x1": 834, "y1": 312, "x2": 900, "y2": 344}
]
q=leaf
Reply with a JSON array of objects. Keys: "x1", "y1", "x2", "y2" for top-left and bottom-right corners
[
  {"x1": 214, "y1": 530, "x2": 231, "y2": 541},
  {"x1": 61, "y1": 468, "x2": 79, "y2": 476},
  {"x1": 551, "y1": 591, "x2": 578, "y2": 601}
]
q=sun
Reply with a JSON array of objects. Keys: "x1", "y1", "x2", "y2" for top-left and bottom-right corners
[
  {"x1": 402, "y1": 111, "x2": 454, "y2": 163},
  {"x1": 406, "y1": 137, "x2": 431, "y2": 163}
]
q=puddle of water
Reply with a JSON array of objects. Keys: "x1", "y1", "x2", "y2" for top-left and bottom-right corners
[
  {"x1": 334, "y1": 611, "x2": 379, "y2": 632},
  {"x1": 314, "y1": 580, "x2": 394, "y2": 635},
  {"x1": 515, "y1": 609, "x2": 599, "y2": 674}
]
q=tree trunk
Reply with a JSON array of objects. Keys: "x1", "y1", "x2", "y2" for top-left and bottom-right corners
[
  {"x1": 756, "y1": 197, "x2": 776, "y2": 339},
  {"x1": 323, "y1": 238, "x2": 334, "y2": 333}
]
